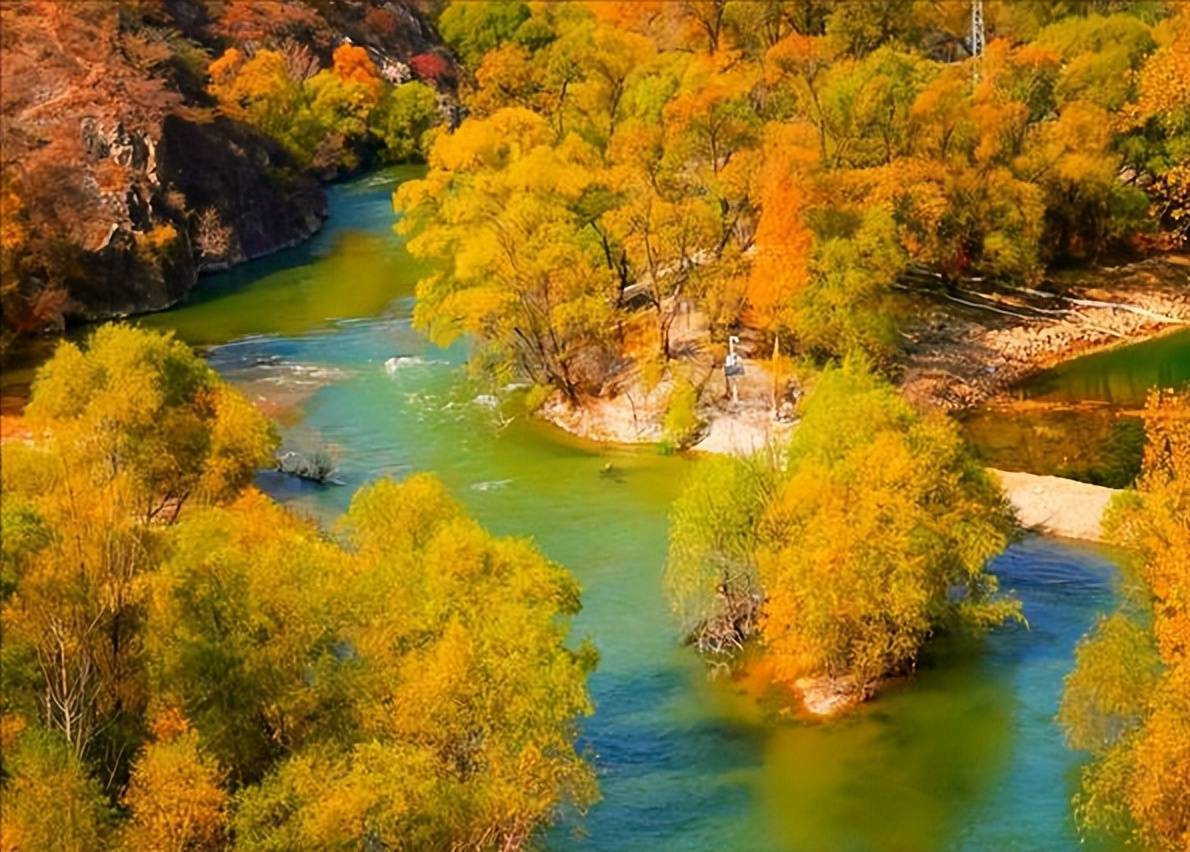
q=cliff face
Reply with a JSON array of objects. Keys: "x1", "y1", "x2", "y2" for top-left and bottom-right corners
[
  {"x1": 0, "y1": 0, "x2": 451, "y2": 337},
  {"x1": 157, "y1": 115, "x2": 328, "y2": 273}
]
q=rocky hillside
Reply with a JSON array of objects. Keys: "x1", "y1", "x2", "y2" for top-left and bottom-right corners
[{"x1": 0, "y1": 0, "x2": 454, "y2": 342}]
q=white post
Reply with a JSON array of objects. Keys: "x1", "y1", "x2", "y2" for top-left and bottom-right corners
[
  {"x1": 728, "y1": 335, "x2": 740, "y2": 404},
  {"x1": 971, "y1": 0, "x2": 985, "y2": 83}
]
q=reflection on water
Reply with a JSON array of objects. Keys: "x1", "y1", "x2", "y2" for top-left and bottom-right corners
[
  {"x1": 966, "y1": 330, "x2": 1190, "y2": 484},
  {"x1": 22, "y1": 168, "x2": 1132, "y2": 849},
  {"x1": 963, "y1": 404, "x2": 1145, "y2": 486},
  {"x1": 137, "y1": 164, "x2": 430, "y2": 346},
  {"x1": 1019, "y1": 329, "x2": 1190, "y2": 406}
]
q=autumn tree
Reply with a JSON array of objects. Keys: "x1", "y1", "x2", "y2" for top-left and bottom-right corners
[
  {"x1": 404, "y1": 1, "x2": 1183, "y2": 412},
  {"x1": 23, "y1": 324, "x2": 277, "y2": 517},
  {"x1": 1, "y1": 329, "x2": 597, "y2": 849},
  {"x1": 826, "y1": 0, "x2": 930, "y2": 56},
  {"x1": 438, "y1": 1, "x2": 530, "y2": 68},
  {"x1": 1060, "y1": 389, "x2": 1190, "y2": 850},
  {"x1": 396, "y1": 109, "x2": 620, "y2": 400},
  {"x1": 208, "y1": 41, "x2": 440, "y2": 172},
  {"x1": 147, "y1": 477, "x2": 598, "y2": 849},
  {"x1": 1129, "y1": 9, "x2": 1190, "y2": 239},
  {"x1": 666, "y1": 361, "x2": 1019, "y2": 698},
  {"x1": 121, "y1": 710, "x2": 228, "y2": 851},
  {"x1": 665, "y1": 453, "x2": 775, "y2": 655},
  {"x1": 0, "y1": 326, "x2": 275, "y2": 790},
  {"x1": 602, "y1": 190, "x2": 720, "y2": 358},
  {"x1": 209, "y1": 48, "x2": 303, "y2": 144},
  {"x1": 374, "y1": 80, "x2": 443, "y2": 161},
  {"x1": 0, "y1": 724, "x2": 112, "y2": 850},
  {"x1": 214, "y1": 0, "x2": 326, "y2": 49},
  {"x1": 793, "y1": 209, "x2": 907, "y2": 366}
]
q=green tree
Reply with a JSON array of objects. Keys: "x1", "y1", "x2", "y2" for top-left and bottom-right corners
[
  {"x1": 438, "y1": 1, "x2": 531, "y2": 68},
  {"x1": 1, "y1": 326, "x2": 275, "y2": 789},
  {"x1": 794, "y1": 210, "x2": 907, "y2": 366},
  {"x1": 662, "y1": 375, "x2": 703, "y2": 449},
  {"x1": 376, "y1": 81, "x2": 442, "y2": 161},
  {"x1": 24, "y1": 324, "x2": 277, "y2": 518},
  {"x1": 665, "y1": 454, "x2": 775, "y2": 654}
]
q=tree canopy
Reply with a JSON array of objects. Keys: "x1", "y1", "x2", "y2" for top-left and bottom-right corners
[
  {"x1": 397, "y1": 1, "x2": 1188, "y2": 400},
  {"x1": 665, "y1": 360, "x2": 1020, "y2": 697},
  {"x1": 0, "y1": 327, "x2": 596, "y2": 850},
  {"x1": 208, "y1": 42, "x2": 443, "y2": 175},
  {"x1": 1059, "y1": 389, "x2": 1190, "y2": 850}
]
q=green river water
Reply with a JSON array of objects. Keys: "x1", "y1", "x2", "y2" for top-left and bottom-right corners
[
  {"x1": 36, "y1": 167, "x2": 1154, "y2": 849},
  {"x1": 963, "y1": 328, "x2": 1190, "y2": 485}
]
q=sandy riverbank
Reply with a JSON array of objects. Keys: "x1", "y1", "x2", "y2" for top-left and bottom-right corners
[
  {"x1": 542, "y1": 255, "x2": 1188, "y2": 450},
  {"x1": 539, "y1": 381, "x2": 794, "y2": 456},
  {"x1": 541, "y1": 379, "x2": 1119, "y2": 542},
  {"x1": 992, "y1": 469, "x2": 1117, "y2": 542}
]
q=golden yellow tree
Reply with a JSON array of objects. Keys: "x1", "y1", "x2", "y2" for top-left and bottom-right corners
[
  {"x1": 121, "y1": 709, "x2": 227, "y2": 852},
  {"x1": 1061, "y1": 390, "x2": 1190, "y2": 850}
]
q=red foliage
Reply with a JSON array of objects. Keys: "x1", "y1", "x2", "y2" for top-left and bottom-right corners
[{"x1": 408, "y1": 51, "x2": 451, "y2": 83}]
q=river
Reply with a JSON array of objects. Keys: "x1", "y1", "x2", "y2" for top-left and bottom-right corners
[
  {"x1": 120, "y1": 168, "x2": 1133, "y2": 848},
  {"x1": 963, "y1": 328, "x2": 1190, "y2": 486}
]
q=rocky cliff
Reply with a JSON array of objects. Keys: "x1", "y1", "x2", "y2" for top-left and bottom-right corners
[{"x1": 0, "y1": 0, "x2": 452, "y2": 339}]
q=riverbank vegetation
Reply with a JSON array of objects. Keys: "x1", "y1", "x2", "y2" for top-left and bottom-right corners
[
  {"x1": 1059, "y1": 389, "x2": 1190, "y2": 849},
  {"x1": 396, "y1": 0, "x2": 1189, "y2": 408},
  {"x1": 208, "y1": 42, "x2": 443, "y2": 176},
  {"x1": 664, "y1": 360, "x2": 1021, "y2": 707},
  {"x1": 0, "y1": 0, "x2": 456, "y2": 347},
  {"x1": 0, "y1": 327, "x2": 596, "y2": 849}
]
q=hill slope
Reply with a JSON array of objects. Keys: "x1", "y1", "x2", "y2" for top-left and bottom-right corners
[{"x1": 0, "y1": 0, "x2": 452, "y2": 340}]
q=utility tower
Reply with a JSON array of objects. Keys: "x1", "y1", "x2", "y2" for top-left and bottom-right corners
[{"x1": 970, "y1": 0, "x2": 986, "y2": 82}]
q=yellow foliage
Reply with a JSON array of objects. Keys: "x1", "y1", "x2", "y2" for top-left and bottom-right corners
[
  {"x1": 1064, "y1": 390, "x2": 1190, "y2": 849},
  {"x1": 1137, "y1": 11, "x2": 1190, "y2": 124},
  {"x1": 122, "y1": 715, "x2": 227, "y2": 851},
  {"x1": 666, "y1": 362, "x2": 1018, "y2": 694},
  {"x1": 142, "y1": 474, "x2": 600, "y2": 848},
  {"x1": 134, "y1": 223, "x2": 179, "y2": 256}
]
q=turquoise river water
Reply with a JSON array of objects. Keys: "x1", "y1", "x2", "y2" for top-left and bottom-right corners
[{"x1": 117, "y1": 168, "x2": 1141, "y2": 849}]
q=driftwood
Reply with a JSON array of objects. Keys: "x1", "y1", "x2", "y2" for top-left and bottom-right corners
[
  {"x1": 689, "y1": 582, "x2": 763, "y2": 659},
  {"x1": 276, "y1": 448, "x2": 339, "y2": 484},
  {"x1": 898, "y1": 264, "x2": 1189, "y2": 327}
]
